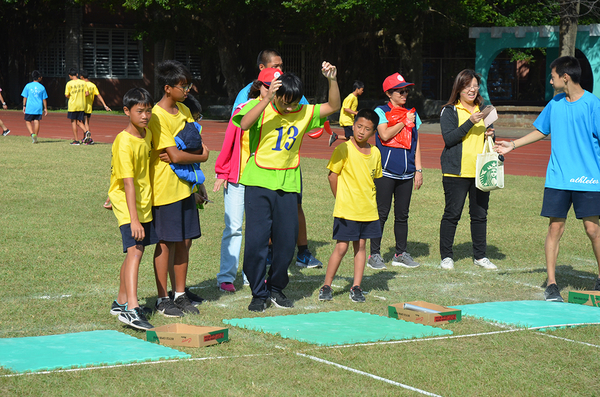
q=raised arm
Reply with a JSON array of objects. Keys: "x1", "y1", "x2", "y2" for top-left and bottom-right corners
[
  {"x1": 318, "y1": 62, "x2": 341, "y2": 119},
  {"x1": 240, "y1": 78, "x2": 282, "y2": 131}
]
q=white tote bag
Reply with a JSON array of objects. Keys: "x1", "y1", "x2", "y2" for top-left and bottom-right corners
[{"x1": 475, "y1": 136, "x2": 504, "y2": 192}]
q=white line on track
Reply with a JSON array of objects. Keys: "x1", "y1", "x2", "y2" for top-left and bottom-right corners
[{"x1": 296, "y1": 352, "x2": 444, "y2": 397}]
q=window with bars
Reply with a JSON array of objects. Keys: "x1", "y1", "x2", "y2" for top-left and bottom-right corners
[
  {"x1": 37, "y1": 30, "x2": 66, "y2": 78},
  {"x1": 174, "y1": 43, "x2": 202, "y2": 79},
  {"x1": 83, "y1": 29, "x2": 143, "y2": 78}
]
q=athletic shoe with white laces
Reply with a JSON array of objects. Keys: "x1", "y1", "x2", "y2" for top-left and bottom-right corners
[
  {"x1": 544, "y1": 283, "x2": 564, "y2": 302},
  {"x1": 174, "y1": 294, "x2": 200, "y2": 314},
  {"x1": 440, "y1": 257, "x2": 455, "y2": 270},
  {"x1": 169, "y1": 287, "x2": 204, "y2": 306},
  {"x1": 118, "y1": 306, "x2": 154, "y2": 330},
  {"x1": 474, "y1": 257, "x2": 497, "y2": 270},
  {"x1": 318, "y1": 285, "x2": 333, "y2": 301},
  {"x1": 296, "y1": 249, "x2": 323, "y2": 268},
  {"x1": 392, "y1": 252, "x2": 420, "y2": 268},
  {"x1": 270, "y1": 291, "x2": 294, "y2": 308},
  {"x1": 349, "y1": 285, "x2": 366, "y2": 303},
  {"x1": 2, "y1": 129, "x2": 10, "y2": 136},
  {"x1": 367, "y1": 253, "x2": 386, "y2": 269},
  {"x1": 155, "y1": 297, "x2": 184, "y2": 317}
]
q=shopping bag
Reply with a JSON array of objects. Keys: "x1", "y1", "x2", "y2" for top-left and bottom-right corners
[{"x1": 475, "y1": 136, "x2": 504, "y2": 192}]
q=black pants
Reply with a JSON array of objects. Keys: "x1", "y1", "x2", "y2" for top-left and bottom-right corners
[
  {"x1": 370, "y1": 176, "x2": 413, "y2": 256},
  {"x1": 439, "y1": 176, "x2": 489, "y2": 260},
  {"x1": 243, "y1": 186, "x2": 299, "y2": 299}
]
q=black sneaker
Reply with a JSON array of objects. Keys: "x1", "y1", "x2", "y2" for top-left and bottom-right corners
[
  {"x1": 318, "y1": 285, "x2": 333, "y2": 301},
  {"x1": 174, "y1": 294, "x2": 200, "y2": 314},
  {"x1": 270, "y1": 291, "x2": 294, "y2": 308},
  {"x1": 248, "y1": 297, "x2": 268, "y2": 312},
  {"x1": 349, "y1": 285, "x2": 366, "y2": 303},
  {"x1": 83, "y1": 131, "x2": 91, "y2": 144},
  {"x1": 594, "y1": 278, "x2": 600, "y2": 291},
  {"x1": 155, "y1": 298, "x2": 184, "y2": 317},
  {"x1": 70, "y1": 140, "x2": 80, "y2": 145},
  {"x1": 110, "y1": 300, "x2": 127, "y2": 315},
  {"x1": 169, "y1": 287, "x2": 204, "y2": 306},
  {"x1": 328, "y1": 132, "x2": 338, "y2": 147},
  {"x1": 118, "y1": 306, "x2": 154, "y2": 330},
  {"x1": 2, "y1": 129, "x2": 10, "y2": 136},
  {"x1": 544, "y1": 283, "x2": 564, "y2": 302}
]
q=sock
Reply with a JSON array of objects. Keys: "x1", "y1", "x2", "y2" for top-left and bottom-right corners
[
  {"x1": 298, "y1": 245, "x2": 308, "y2": 255},
  {"x1": 157, "y1": 296, "x2": 169, "y2": 304},
  {"x1": 174, "y1": 291, "x2": 185, "y2": 300}
]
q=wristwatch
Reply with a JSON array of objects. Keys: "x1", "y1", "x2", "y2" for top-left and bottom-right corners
[{"x1": 415, "y1": 169, "x2": 422, "y2": 173}]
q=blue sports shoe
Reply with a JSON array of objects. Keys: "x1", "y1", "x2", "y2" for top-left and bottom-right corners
[{"x1": 296, "y1": 249, "x2": 323, "y2": 268}]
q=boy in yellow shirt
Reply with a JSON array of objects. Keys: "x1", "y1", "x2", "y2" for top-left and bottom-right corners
[
  {"x1": 108, "y1": 88, "x2": 157, "y2": 330},
  {"x1": 330, "y1": 80, "x2": 364, "y2": 146},
  {"x1": 64, "y1": 68, "x2": 87, "y2": 145},
  {"x1": 80, "y1": 69, "x2": 111, "y2": 144},
  {"x1": 319, "y1": 109, "x2": 382, "y2": 302}
]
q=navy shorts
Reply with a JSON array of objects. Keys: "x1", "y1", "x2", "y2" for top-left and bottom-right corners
[
  {"x1": 153, "y1": 194, "x2": 201, "y2": 242},
  {"x1": 85, "y1": 113, "x2": 91, "y2": 119},
  {"x1": 119, "y1": 221, "x2": 159, "y2": 252},
  {"x1": 332, "y1": 217, "x2": 382, "y2": 241},
  {"x1": 67, "y1": 111, "x2": 85, "y2": 121},
  {"x1": 24, "y1": 114, "x2": 42, "y2": 121},
  {"x1": 541, "y1": 188, "x2": 600, "y2": 219},
  {"x1": 343, "y1": 125, "x2": 353, "y2": 140}
]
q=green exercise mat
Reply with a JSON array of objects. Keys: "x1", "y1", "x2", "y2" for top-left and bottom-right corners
[
  {"x1": 0, "y1": 330, "x2": 190, "y2": 373},
  {"x1": 224, "y1": 310, "x2": 452, "y2": 346},
  {"x1": 453, "y1": 300, "x2": 600, "y2": 329}
]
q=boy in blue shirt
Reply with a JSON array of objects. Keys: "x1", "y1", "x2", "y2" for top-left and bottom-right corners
[
  {"x1": 496, "y1": 56, "x2": 600, "y2": 302},
  {"x1": 21, "y1": 70, "x2": 48, "y2": 144}
]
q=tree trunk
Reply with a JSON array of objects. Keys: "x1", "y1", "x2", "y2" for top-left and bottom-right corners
[{"x1": 559, "y1": 0, "x2": 580, "y2": 57}]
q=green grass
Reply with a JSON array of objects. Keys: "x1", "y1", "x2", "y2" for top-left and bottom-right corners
[{"x1": 1, "y1": 135, "x2": 599, "y2": 396}]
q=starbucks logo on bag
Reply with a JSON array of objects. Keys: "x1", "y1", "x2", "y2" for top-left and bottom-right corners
[{"x1": 478, "y1": 160, "x2": 498, "y2": 187}]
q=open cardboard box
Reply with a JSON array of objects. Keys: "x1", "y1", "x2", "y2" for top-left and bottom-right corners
[
  {"x1": 388, "y1": 301, "x2": 461, "y2": 325},
  {"x1": 146, "y1": 323, "x2": 228, "y2": 347},
  {"x1": 567, "y1": 290, "x2": 600, "y2": 307}
]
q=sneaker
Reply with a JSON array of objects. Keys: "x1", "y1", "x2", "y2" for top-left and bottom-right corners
[
  {"x1": 328, "y1": 132, "x2": 338, "y2": 147},
  {"x1": 168, "y1": 287, "x2": 204, "y2": 306},
  {"x1": 155, "y1": 298, "x2": 184, "y2": 318},
  {"x1": 243, "y1": 278, "x2": 250, "y2": 286},
  {"x1": 270, "y1": 291, "x2": 294, "y2": 308},
  {"x1": 84, "y1": 138, "x2": 95, "y2": 145},
  {"x1": 70, "y1": 140, "x2": 80, "y2": 145},
  {"x1": 248, "y1": 297, "x2": 268, "y2": 312},
  {"x1": 83, "y1": 131, "x2": 91, "y2": 144},
  {"x1": 349, "y1": 285, "x2": 366, "y2": 303},
  {"x1": 118, "y1": 306, "x2": 154, "y2": 330},
  {"x1": 392, "y1": 252, "x2": 420, "y2": 268},
  {"x1": 219, "y1": 282, "x2": 236, "y2": 293},
  {"x1": 2, "y1": 129, "x2": 10, "y2": 136},
  {"x1": 594, "y1": 278, "x2": 600, "y2": 291},
  {"x1": 440, "y1": 257, "x2": 455, "y2": 270},
  {"x1": 474, "y1": 257, "x2": 497, "y2": 270},
  {"x1": 544, "y1": 283, "x2": 564, "y2": 302},
  {"x1": 296, "y1": 249, "x2": 323, "y2": 268},
  {"x1": 174, "y1": 294, "x2": 200, "y2": 314},
  {"x1": 367, "y1": 253, "x2": 386, "y2": 269},
  {"x1": 318, "y1": 285, "x2": 333, "y2": 301},
  {"x1": 110, "y1": 300, "x2": 127, "y2": 315},
  {"x1": 31, "y1": 134, "x2": 38, "y2": 144}
]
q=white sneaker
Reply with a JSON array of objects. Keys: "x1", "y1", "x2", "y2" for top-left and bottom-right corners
[
  {"x1": 440, "y1": 257, "x2": 455, "y2": 269},
  {"x1": 474, "y1": 257, "x2": 497, "y2": 270}
]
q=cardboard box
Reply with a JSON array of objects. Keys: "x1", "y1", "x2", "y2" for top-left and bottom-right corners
[
  {"x1": 388, "y1": 301, "x2": 461, "y2": 325},
  {"x1": 567, "y1": 290, "x2": 600, "y2": 307},
  {"x1": 146, "y1": 323, "x2": 228, "y2": 347}
]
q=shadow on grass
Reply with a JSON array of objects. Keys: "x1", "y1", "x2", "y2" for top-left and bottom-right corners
[
  {"x1": 517, "y1": 265, "x2": 599, "y2": 292},
  {"x1": 381, "y1": 241, "x2": 430, "y2": 262},
  {"x1": 450, "y1": 242, "x2": 506, "y2": 262}
]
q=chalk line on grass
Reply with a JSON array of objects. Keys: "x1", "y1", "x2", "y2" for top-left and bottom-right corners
[
  {"x1": 539, "y1": 333, "x2": 600, "y2": 349},
  {"x1": 296, "y1": 352, "x2": 444, "y2": 397}
]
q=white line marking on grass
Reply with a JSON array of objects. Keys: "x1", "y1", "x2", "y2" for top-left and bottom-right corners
[
  {"x1": 539, "y1": 333, "x2": 600, "y2": 348},
  {"x1": 296, "y1": 352, "x2": 444, "y2": 397}
]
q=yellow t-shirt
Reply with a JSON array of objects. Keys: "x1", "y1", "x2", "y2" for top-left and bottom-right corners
[
  {"x1": 108, "y1": 130, "x2": 153, "y2": 227},
  {"x1": 149, "y1": 102, "x2": 195, "y2": 206},
  {"x1": 327, "y1": 140, "x2": 382, "y2": 222},
  {"x1": 85, "y1": 81, "x2": 99, "y2": 114},
  {"x1": 339, "y1": 93, "x2": 358, "y2": 127},
  {"x1": 64, "y1": 79, "x2": 87, "y2": 112},
  {"x1": 444, "y1": 101, "x2": 486, "y2": 178},
  {"x1": 240, "y1": 130, "x2": 250, "y2": 178}
]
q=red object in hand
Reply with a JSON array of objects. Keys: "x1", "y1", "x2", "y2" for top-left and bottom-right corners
[
  {"x1": 382, "y1": 106, "x2": 415, "y2": 149},
  {"x1": 307, "y1": 120, "x2": 332, "y2": 139}
]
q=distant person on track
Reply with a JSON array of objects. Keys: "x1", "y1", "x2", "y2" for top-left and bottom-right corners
[
  {"x1": 64, "y1": 68, "x2": 88, "y2": 145},
  {"x1": 330, "y1": 80, "x2": 364, "y2": 146},
  {"x1": 21, "y1": 70, "x2": 48, "y2": 144},
  {"x1": 80, "y1": 69, "x2": 112, "y2": 145},
  {"x1": 0, "y1": 87, "x2": 11, "y2": 136}
]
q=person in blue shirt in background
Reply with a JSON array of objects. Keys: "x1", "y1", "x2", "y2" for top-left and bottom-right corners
[{"x1": 21, "y1": 70, "x2": 48, "y2": 144}]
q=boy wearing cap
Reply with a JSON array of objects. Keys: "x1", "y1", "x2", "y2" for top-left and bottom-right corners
[
  {"x1": 233, "y1": 62, "x2": 340, "y2": 312},
  {"x1": 368, "y1": 72, "x2": 423, "y2": 270}
]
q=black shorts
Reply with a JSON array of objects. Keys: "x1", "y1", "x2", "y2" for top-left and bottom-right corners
[
  {"x1": 24, "y1": 114, "x2": 42, "y2": 121},
  {"x1": 343, "y1": 125, "x2": 353, "y2": 140},
  {"x1": 67, "y1": 111, "x2": 85, "y2": 121},
  {"x1": 153, "y1": 194, "x2": 201, "y2": 242},
  {"x1": 119, "y1": 221, "x2": 159, "y2": 252},
  {"x1": 541, "y1": 188, "x2": 600, "y2": 219},
  {"x1": 332, "y1": 217, "x2": 381, "y2": 241},
  {"x1": 85, "y1": 113, "x2": 91, "y2": 119}
]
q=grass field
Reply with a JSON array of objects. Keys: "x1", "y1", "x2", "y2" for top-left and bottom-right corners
[{"x1": 1, "y1": 135, "x2": 599, "y2": 396}]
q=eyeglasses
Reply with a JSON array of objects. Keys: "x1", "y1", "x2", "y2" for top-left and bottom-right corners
[
  {"x1": 173, "y1": 83, "x2": 193, "y2": 92},
  {"x1": 394, "y1": 89, "x2": 409, "y2": 96},
  {"x1": 463, "y1": 86, "x2": 480, "y2": 92}
]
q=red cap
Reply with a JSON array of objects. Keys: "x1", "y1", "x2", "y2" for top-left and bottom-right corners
[
  {"x1": 382, "y1": 73, "x2": 414, "y2": 92},
  {"x1": 258, "y1": 68, "x2": 282, "y2": 86}
]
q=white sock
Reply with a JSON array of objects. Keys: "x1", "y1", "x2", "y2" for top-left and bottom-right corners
[{"x1": 174, "y1": 291, "x2": 185, "y2": 300}]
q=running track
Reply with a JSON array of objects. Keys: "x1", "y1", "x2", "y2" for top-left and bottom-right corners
[{"x1": 0, "y1": 111, "x2": 550, "y2": 177}]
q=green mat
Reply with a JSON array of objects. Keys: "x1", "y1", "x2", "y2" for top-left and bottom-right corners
[
  {"x1": 454, "y1": 300, "x2": 600, "y2": 329},
  {"x1": 223, "y1": 310, "x2": 452, "y2": 346},
  {"x1": 0, "y1": 330, "x2": 190, "y2": 373}
]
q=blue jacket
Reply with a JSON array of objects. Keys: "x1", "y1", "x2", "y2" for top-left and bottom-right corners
[
  {"x1": 170, "y1": 121, "x2": 206, "y2": 191},
  {"x1": 375, "y1": 103, "x2": 419, "y2": 178}
]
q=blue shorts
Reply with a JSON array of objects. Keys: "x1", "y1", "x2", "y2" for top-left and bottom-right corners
[
  {"x1": 153, "y1": 194, "x2": 201, "y2": 242},
  {"x1": 67, "y1": 111, "x2": 85, "y2": 121},
  {"x1": 332, "y1": 217, "x2": 381, "y2": 241},
  {"x1": 541, "y1": 188, "x2": 600, "y2": 219},
  {"x1": 119, "y1": 221, "x2": 159, "y2": 252},
  {"x1": 24, "y1": 114, "x2": 42, "y2": 121}
]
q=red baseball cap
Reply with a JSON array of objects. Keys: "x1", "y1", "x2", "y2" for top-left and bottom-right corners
[
  {"x1": 258, "y1": 68, "x2": 282, "y2": 86},
  {"x1": 382, "y1": 73, "x2": 414, "y2": 92}
]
